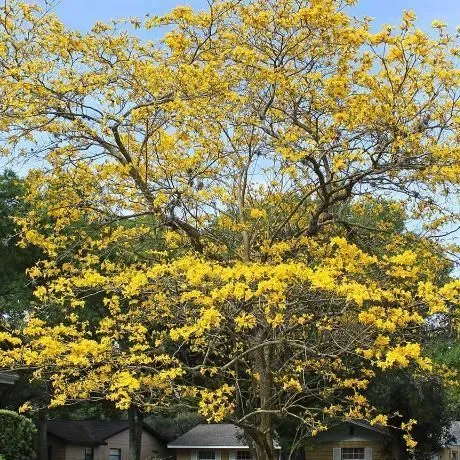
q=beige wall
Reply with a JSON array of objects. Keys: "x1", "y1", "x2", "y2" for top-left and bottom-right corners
[
  {"x1": 438, "y1": 447, "x2": 460, "y2": 460},
  {"x1": 102, "y1": 428, "x2": 168, "y2": 460},
  {"x1": 48, "y1": 444, "x2": 104, "y2": 460},
  {"x1": 176, "y1": 451, "x2": 190, "y2": 460},
  {"x1": 172, "y1": 449, "x2": 249, "y2": 460},
  {"x1": 65, "y1": 445, "x2": 92, "y2": 460},
  {"x1": 50, "y1": 427, "x2": 167, "y2": 460},
  {"x1": 140, "y1": 430, "x2": 169, "y2": 459},
  {"x1": 306, "y1": 441, "x2": 393, "y2": 460}
]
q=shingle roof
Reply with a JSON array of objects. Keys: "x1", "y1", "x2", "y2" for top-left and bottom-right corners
[
  {"x1": 347, "y1": 420, "x2": 391, "y2": 436},
  {"x1": 168, "y1": 424, "x2": 280, "y2": 449},
  {"x1": 47, "y1": 420, "x2": 164, "y2": 446},
  {"x1": 168, "y1": 424, "x2": 247, "y2": 448},
  {"x1": 0, "y1": 371, "x2": 19, "y2": 385}
]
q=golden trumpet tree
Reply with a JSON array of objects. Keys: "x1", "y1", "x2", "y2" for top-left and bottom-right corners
[{"x1": 0, "y1": 0, "x2": 459, "y2": 458}]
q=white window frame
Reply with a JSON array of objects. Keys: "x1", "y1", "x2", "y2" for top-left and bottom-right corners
[
  {"x1": 342, "y1": 447, "x2": 365, "y2": 460},
  {"x1": 109, "y1": 448, "x2": 122, "y2": 460},
  {"x1": 191, "y1": 450, "x2": 222, "y2": 460},
  {"x1": 229, "y1": 451, "x2": 253, "y2": 460},
  {"x1": 333, "y1": 447, "x2": 372, "y2": 460}
]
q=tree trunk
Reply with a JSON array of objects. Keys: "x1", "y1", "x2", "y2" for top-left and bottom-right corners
[
  {"x1": 248, "y1": 346, "x2": 278, "y2": 460},
  {"x1": 36, "y1": 406, "x2": 48, "y2": 460},
  {"x1": 128, "y1": 405, "x2": 143, "y2": 460},
  {"x1": 244, "y1": 424, "x2": 278, "y2": 460}
]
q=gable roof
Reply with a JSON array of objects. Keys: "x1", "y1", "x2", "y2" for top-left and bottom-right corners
[
  {"x1": 47, "y1": 420, "x2": 163, "y2": 446},
  {"x1": 346, "y1": 420, "x2": 391, "y2": 436},
  {"x1": 305, "y1": 419, "x2": 392, "y2": 444},
  {"x1": 168, "y1": 424, "x2": 281, "y2": 449}
]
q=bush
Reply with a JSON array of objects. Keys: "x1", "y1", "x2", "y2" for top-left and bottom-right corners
[{"x1": 0, "y1": 410, "x2": 36, "y2": 460}]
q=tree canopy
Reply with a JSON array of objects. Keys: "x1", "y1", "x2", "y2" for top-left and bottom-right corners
[{"x1": 0, "y1": 1, "x2": 458, "y2": 458}]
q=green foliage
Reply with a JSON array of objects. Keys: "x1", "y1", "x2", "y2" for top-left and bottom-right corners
[
  {"x1": 51, "y1": 400, "x2": 123, "y2": 421},
  {"x1": 0, "y1": 410, "x2": 36, "y2": 460},
  {"x1": 0, "y1": 170, "x2": 39, "y2": 327},
  {"x1": 146, "y1": 412, "x2": 203, "y2": 441},
  {"x1": 367, "y1": 369, "x2": 453, "y2": 458},
  {"x1": 0, "y1": 170, "x2": 44, "y2": 412},
  {"x1": 428, "y1": 338, "x2": 460, "y2": 418},
  {"x1": 430, "y1": 339, "x2": 460, "y2": 369}
]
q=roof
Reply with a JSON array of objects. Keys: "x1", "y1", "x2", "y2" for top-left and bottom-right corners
[
  {"x1": 168, "y1": 424, "x2": 280, "y2": 449},
  {"x1": 346, "y1": 419, "x2": 391, "y2": 436},
  {"x1": 0, "y1": 372, "x2": 19, "y2": 385},
  {"x1": 47, "y1": 420, "x2": 164, "y2": 447},
  {"x1": 447, "y1": 421, "x2": 460, "y2": 446}
]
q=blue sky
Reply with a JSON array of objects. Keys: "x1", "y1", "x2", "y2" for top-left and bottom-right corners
[{"x1": 47, "y1": 0, "x2": 459, "y2": 34}]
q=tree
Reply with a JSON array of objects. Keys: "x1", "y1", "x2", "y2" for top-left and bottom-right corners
[
  {"x1": 426, "y1": 333, "x2": 460, "y2": 422},
  {"x1": 146, "y1": 412, "x2": 203, "y2": 442},
  {"x1": 0, "y1": 170, "x2": 38, "y2": 326},
  {"x1": 367, "y1": 369, "x2": 454, "y2": 460},
  {"x1": 0, "y1": 170, "x2": 49, "y2": 459},
  {"x1": 0, "y1": 1, "x2": 459, "y2": 459},
  {"x1": 0, "y1": 170, "x2": 37, "y2": 410},
  {"x1": 0, "y1": 410, "x2": 36, "y2": 460}
]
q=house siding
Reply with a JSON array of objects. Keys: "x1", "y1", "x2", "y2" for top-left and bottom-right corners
[
  {"x1": 65, "y1": 445, "x2": 91, "y2": 460},
  {"x1": 103, "y1": 428, "x2": 130, "y2": 459},
  {"x1": 305, "y1": 424, "x2": 397, "y2": 460},
  {"x1": 48, "y1": 427, "x2": 167, "y2": 460},
  {"x1": 98, "y1": 428, "x2": 168, "y2": 460},
  {"x1": 95, "y1": 444, "x2": 109, "y2": 460},
  {"x1": 438, "y1": 447, "x2": 460, "y2": 460},
  {"x1": 305, "y1": 440, "x2": 392, "y2": 460},
  {"x1": 48, "y1": 444, "x2": 106, "y2": 460},
  {"x1": 172, "y1": 449, "x2": 244, "y2": 460},
  {"x1": 139, "y1": 430, "x2": 169, "y2": 459}
]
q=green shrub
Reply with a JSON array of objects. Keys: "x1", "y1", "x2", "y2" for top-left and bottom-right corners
[{"x1": 0, "y1": 410, "x2": 36, "y2": 460}]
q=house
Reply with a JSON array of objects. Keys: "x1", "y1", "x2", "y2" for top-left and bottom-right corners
[
  {"x1": 433, "y1": 421, "x2": 460, "y2": 460},
  {"x1": 47, "y1": 420, "x2": 168, "y2": 460},
  {"x1": 305, "y1": 420, "x2": 399, "y2": 460},
  {"x1": 167, "y1": 423, "x2": 281, "y2": 460},
  {"x1": 0, "y1": 371, "x2": 18, "y2": 385}
]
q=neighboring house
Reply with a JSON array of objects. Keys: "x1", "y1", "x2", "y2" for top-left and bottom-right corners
[
  {"x1": 0, "y1": 371, "x2": 18, "y2": 385},
  {"x1": 305, "y1": 420, "x2": 399, "y2": 460},
  {"x1": 167, "y1": 423, "x2": 281, "y2": 460},
  {"x1": 433, "y1": 421, "x2": 460, "y2": 460},
  {"x1": 47, "y1": 420, "x2": 168, "y2": 460}
]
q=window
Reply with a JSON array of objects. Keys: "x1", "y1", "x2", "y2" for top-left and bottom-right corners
[
  {"x1": 237, "y1": 451, "x2": 252, "y2": 460},
  {"x1": 342, "y1": 448, "x2": 365, "y2": 460},
  {"x1": 198, "y1": 452, "x2": 216, "y2": 460},
  {"x1": 109, "y1": 448, "x2": 121, "y2": 460},
  {"x1": 453, "y1": 453, "x2": 457, "y2": 460},
  {"x1": 84, "y1": 448, "x2": 94, "y2": 460}
]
